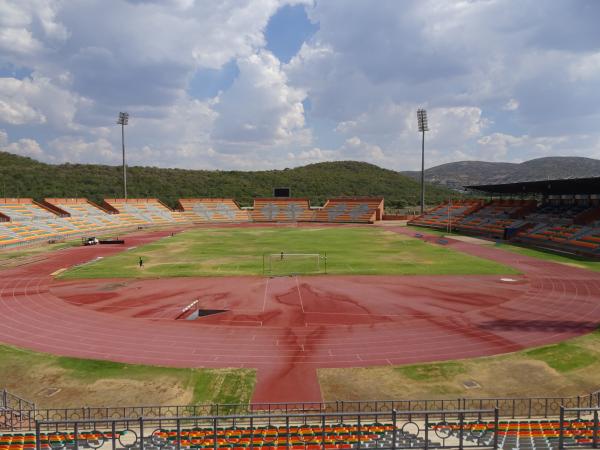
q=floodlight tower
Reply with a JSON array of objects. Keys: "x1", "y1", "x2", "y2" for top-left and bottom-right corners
[
  {"x1": 117, "y1": 112, "x2": 129, "y2": 200},
  {"x1": 417, "y1": 108, "x2": 429, "y2": 214}
]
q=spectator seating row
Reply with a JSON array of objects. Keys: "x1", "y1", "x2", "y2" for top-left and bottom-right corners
[
  {"x1": 456, "y1": 200, "x2": 535, "y2": 238},
  {"x1": 177, "y1": 198, "x2": 383, "y2": 224},
  {"x1": 409, "y1": 200, "x2": 483, "y2": 229},
  {"x1": 0, "y1": 423, "x2": 432, "y2": 450},
  {"x1": 251, "y1": 199, "x2": 314, "y2": 222},
  {"x1": 178, "y1": 199, "x2": 251, "y2": 223},
  {"x1": 0, "y1": 199, "x2": 56, "y2": 222},
  {"x1": 0, "y1": 197, "x2": 385, "y2": 248},
  {"x1": 456, "y1": 418, "x2": 599, "y2": 450},
  {"x1": 2, "y1": 418, "x2": 598, "y2": 450},
  {"x1": 313, "y1": 198, "x2": 384, "y2": 224},
  {"x1": 0, "y1": 199, "x2": 81, "y2": 246},
  {"x1": 514, "y1": 202, "x2": 600, "y2": 255},
  {"x1": 104, "y1": 199, "x2": 187, "y2": 225},
  {"x1": 409, "y1": 199, "x2": 600, "y2": 256},
  {"x1": 45, "y1": 198, "x2": 123, "y2": 233}
]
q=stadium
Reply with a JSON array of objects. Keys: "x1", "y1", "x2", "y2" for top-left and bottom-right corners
[
  {"x1": 3, "y1": 1, "x2": 600, "y2": 449},
  {"x1": 2, "y1": 181, "x2": 600, "y2": 450}
]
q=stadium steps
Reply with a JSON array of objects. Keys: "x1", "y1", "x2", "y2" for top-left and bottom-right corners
[
  {"x1": 314, "y1": 198, "x2": 383, "y2": 223},
  {"x1": 252, "y1": 199, "x2": 315, "y2": 222},
  {"x1": 179, "y1": 199, "x2": 251, "y2": 223}
]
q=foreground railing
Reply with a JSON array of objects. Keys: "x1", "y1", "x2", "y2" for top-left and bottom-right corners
[
  {"x1": 0, "y1": 388, "x2": 36, "y2": 430},
  {"x1": 16, "y1": 392, "x2": 599, "y2": 428},
  {"x1": 3, "y1": 390, "x2": 599, "y2": 432},
  {"x1": 34, "y1": 409, "x2": 499, "y2": 450},
  {"x1": 560, "y1": 407, "x2": 600, "y2": 449}
]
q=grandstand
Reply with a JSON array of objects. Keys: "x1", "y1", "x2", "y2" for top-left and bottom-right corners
[
  {"x1": 0, "y1": 196, "x2": 390, "y2": 248},
  {"x1": 408, "y1": 200, "x2": 482, "y2": 230},
  {"x1": 313, "y1": 198, "x2": 384, "y2": 223},
  {"x1": 251, "y1": 198, "x2": 315, "y2": 222},
  {"x1": 0, "y1": 197, "x2": 185, "y2": 248},
  {"x1": 44, "y1": 198, "x2": 123, "y2": 233},
  {"x1": 103, "y1": 198, "x2": 186, "y2": 225},
  {"x1": 178, "y1": 198, "x2": 251, "y2": 223},
  {"x1": 0, "y1": 199, "x2": 66, "y2": 246},
  {"x1": 456, "y1": 200, "x2": 536, "y2": 238},
  {"x1": 409, "y1": 176, "x2": 600, "y2": 257}
]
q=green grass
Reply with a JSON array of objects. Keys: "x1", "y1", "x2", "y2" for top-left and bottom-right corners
[
  {"x1": 59, "y1": 226, "x2": 518, "y2": 279},
  {"x1": 408, "y1": 224, "x2": 600, "y2": 272},
  {"x1": 494, "y1": 242, "x2": 600, "y2": 272},
  {"x1": 0, "y1": 343, "x2": 255, "y2": 407},
  {"x1": 320, "y1": 329, "x2": 600, "y2": 400},
  {"x1": 525, "y1": 342, "x2": 598, "y2": 372},
  {"x1": 396, "y1": 361, "x2": 467, "y2": 381}
]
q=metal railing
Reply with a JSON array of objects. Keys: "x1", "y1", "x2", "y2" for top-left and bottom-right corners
[
  {"x1": 0, "y1": 389, "x2": 36, "y2": 431},
  {"x1": 559, "y1": 406, "x2": 600, "y2": 449},
  {"x1": 34, "y1": 409, "x2": 499, "y2": 450},
  {"x1": 3, "y1": 391, "x2": 599, "y2": 432}
]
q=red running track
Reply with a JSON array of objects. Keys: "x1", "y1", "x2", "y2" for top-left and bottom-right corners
[{"x1": 1, "y1": 226, "x2": 600, "y2": 404}]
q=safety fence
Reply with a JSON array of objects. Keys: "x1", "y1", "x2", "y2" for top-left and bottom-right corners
[
  {"x1": 559, "y1": 406, "x2": 600, "y2": 449},
  {"x1": 32, "y1": 409, "x2": 499, "y2": 450},
  {"x1": 2, "y1": 392, "x2": 600, "y2": 433}
]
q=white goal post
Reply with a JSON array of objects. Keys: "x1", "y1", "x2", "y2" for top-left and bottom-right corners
[{"x1": 263, "y1": 252, "x2": 327, "y2": 275}]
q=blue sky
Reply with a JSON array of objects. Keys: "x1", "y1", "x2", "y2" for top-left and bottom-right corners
[{"x1": 1, "y1": 0, "x2": 600, "y2": 170}]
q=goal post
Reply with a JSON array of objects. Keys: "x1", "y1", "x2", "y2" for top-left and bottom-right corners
[{"x1": 263, "y1": 252, "x2": 327, "y2": 275}]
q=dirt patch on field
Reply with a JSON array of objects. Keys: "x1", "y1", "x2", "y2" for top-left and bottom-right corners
[
  {"x1": 0, "y1": 344, "x2": 254, "y2": 408},
  {"x1": 319, "y1": 344, "x2": 600, "y2": 401},
  {"x1": 1, "y1": 364, "x2": 190, "y2": 407},
  {"x1": 448, "y1": 235, "x2": 496, "y2": 246},
  {"x1": 98, "y1": 282, "x2": 130, "y2": 291},
  {"x1": 82, "y1": 377, "x2": 193, "y2": 406}
]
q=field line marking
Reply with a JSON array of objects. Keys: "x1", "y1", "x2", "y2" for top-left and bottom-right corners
[
  {"x1": 295, "y1": 276, "x2": 305, "y2": 313},
  {"x1": 262, "y1": 277, "x2": 270, "y2": 312}
]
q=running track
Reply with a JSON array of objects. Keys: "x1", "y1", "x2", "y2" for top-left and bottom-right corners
[{"x1": 1, "y1": 226, "x2": 600, "y2": 404}]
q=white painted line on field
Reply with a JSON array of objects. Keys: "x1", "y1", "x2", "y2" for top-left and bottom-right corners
[
  {"x1": 262, "y1": 277, "x2": 270, "y2": 312},
  {"x1": 296, "y1": 276, "x2": 305, "y2": 313}
]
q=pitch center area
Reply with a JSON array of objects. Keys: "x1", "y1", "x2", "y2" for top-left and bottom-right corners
[
  {"x1": 58, "y1": 226, "x2": 516, "y2": 278},
  {"x1": 3, "y1": 225, "x2": 600, "y2": 404}
]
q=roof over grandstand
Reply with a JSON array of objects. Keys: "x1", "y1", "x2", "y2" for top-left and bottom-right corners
[{"x1": 466, "y1": 176, "x2": 600, "y2": 195}]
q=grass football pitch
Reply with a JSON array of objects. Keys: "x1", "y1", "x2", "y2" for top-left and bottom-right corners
[{"x1": 60, "y1": 226, "x2": 517, "y2": 279}]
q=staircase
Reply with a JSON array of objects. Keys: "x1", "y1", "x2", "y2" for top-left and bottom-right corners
[{"x1": 0, "y1": 389, "x2": 36, "y2": 431}]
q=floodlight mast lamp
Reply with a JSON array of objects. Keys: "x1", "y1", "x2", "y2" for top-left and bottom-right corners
[
  {"x1": 117, "y1": 112, "x2": 129, "y2": 200},
  {"x1": 417, "y1": 108, "x2": 429, "y2": 214}
]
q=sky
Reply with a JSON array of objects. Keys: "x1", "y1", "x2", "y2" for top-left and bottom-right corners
[{"x1": 1, "y1": 0, "x2": 600, "y2": 171}]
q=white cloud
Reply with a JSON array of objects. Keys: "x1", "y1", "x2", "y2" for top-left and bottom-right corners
[
  {"x1": 0, "y1": 0, "x2": 67, "y2": 59},
  {"x1": 1, "y1": 0, "x2": 600, "y2": 171},
  {"x1": 212, "y1": 50, "x2": 308, "y2": 147},
  {"x1": 568, "y1": 52, "x2": 600, "y2": 82},
  {"x1": 0, "y1": 78, "x2": 46, "y2": 124},
  {"x1": 503, "y1": 99, "x2": 520, "y2": 111},
  {"x1": 47, "y1": 136, "x2": 118, "y2": 164},
  {"x1": 0, "y1": 76, "x2": 80, "y2": 128},
  {"x1": 0, "y1": 131, "x2": 44, "y2": 159}
]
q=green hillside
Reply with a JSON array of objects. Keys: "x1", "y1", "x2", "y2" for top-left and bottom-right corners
[
  {"x1": 402, "y1": 156, "x2": 600, "y2": 190},
  {"x1": 0, "y1": 152, "x2": 456, "y2": 209}
]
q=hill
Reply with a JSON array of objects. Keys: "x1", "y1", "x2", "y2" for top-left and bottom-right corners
[
  {"x1": 0, "y1": 152, "x2": 454, "y2": 209},
  {"x1": 402, "y1": 157, "x2": 600, "y2": 190}
]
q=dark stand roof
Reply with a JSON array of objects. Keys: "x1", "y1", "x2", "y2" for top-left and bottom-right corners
[{"x1": 466, "y1": 176, "x2": 600, "y2": 195}]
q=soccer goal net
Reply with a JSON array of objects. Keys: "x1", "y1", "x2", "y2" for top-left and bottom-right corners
[{"x1": 263, "y1": 252, "x2": 327, "y2": 276}]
